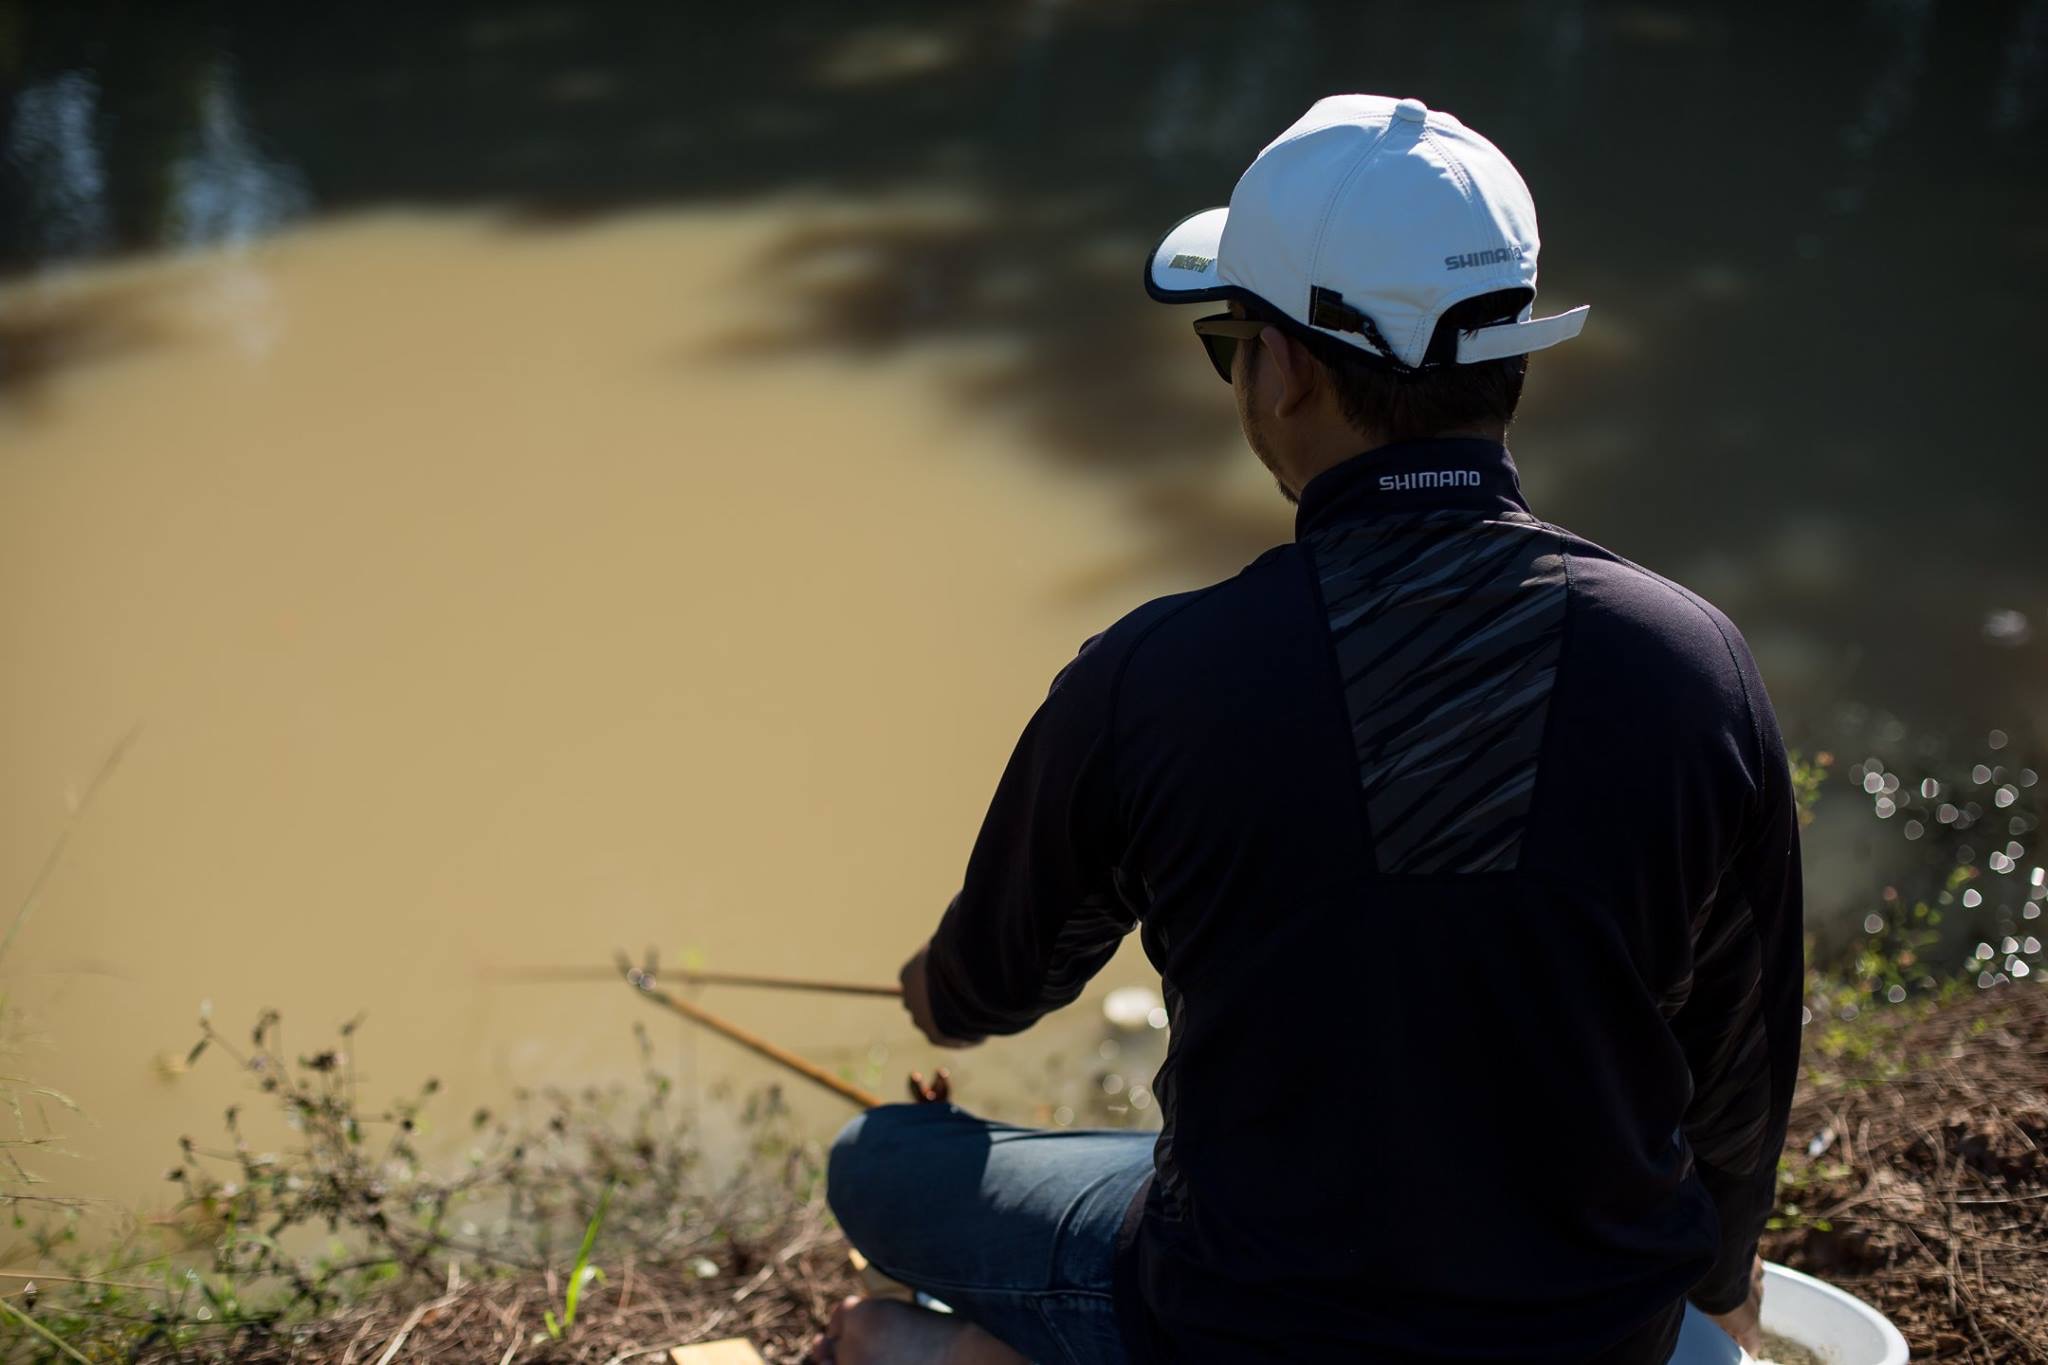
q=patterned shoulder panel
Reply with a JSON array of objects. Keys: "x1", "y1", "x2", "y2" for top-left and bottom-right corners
[{"x1": 1306, "y1": 510, "x2": 1568, "y2": 875}]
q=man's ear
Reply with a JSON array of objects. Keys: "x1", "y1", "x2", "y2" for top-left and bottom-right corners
[{"x1": 1257, "y1": 326, "x2": 1320, "y2": 418}]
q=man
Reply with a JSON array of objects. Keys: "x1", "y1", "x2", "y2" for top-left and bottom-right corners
[{"x1": 814, "y1": 94, "x2": 1802, "y2": 1365}]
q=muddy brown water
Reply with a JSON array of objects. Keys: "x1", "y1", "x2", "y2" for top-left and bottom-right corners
[{"x1": 0, "y1": 205, "x2": 1229, "y2": 1234}]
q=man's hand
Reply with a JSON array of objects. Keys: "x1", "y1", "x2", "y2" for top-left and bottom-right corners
[
  {"x1": 899, "y1": 943, "x2": 973, "y2": 1049},
  {"x1": 905, "y1": 1068, "x2": 951, "y2": 1104},
  {"x1": 1703, "y1": 1253, "x2": 1765, "y2": 1356}
]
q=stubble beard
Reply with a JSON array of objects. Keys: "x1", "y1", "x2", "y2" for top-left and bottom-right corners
[{"x1": 1234, "y1": 357, "x2": 1297, "y2": 506}]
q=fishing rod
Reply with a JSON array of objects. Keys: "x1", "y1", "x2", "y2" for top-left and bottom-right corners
[
  {"x1": 604, "y1": 952, "x2": 947, "y2": 1111},
  {"x1": 625, "y1": 969, "x2": 885, "y2": 1109},
  {"x1": 492, "y1": 953, "x2": 933, "y2": 1109},
  {"x1": 487, "y1": 962, "x2": 900, "y2": 999}
]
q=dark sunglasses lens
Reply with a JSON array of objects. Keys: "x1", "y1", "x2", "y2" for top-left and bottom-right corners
[{"x1": 1198, "y1": 332, "x2": 1236, "y2": 383}]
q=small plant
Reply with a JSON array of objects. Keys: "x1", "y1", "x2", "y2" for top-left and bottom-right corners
[
  {"x1": 1, "y1": 1011, "x2": 826, "y2": 1363},
  {"x1": 3, "y1": 733, "x2": 135, "y2": 1231},
  {"x1": 543, "y1": 1180, "x2": 613, "y2": 1339},
  {"x1": 1800, "y1": 718, "x2": 2043, "y2": 1019},
  {"x1": 0, "y1": 1293, "x2": 91, "y2": 1362},
  {"x1": 1787, "y1": 747, "x2": 1832, "y2": 828}
]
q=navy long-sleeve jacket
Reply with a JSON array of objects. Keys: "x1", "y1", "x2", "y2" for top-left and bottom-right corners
[{"x1": 923, "y1": 437, "x2": 1804, "y2": 1364}]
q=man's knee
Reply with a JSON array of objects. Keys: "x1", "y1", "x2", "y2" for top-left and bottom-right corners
[
  {"x1": 826, "y1": 1103, "x2": 952, "y2": 1261},
  {"x1": 826, "y1": 1109, "x2": 870, "y2": 1231},
  {"x1": 826, "y1": 1106, "x2": 892, "y2": 1254}
]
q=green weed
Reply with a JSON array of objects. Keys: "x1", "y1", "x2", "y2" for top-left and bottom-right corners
[{"x1": 543, "y1": 1181, "x2": 613, "y2": 1339}]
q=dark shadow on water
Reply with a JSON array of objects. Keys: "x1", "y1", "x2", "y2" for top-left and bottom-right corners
[
  {"x1": 0, "y1": 278, "x2": 174, "y2": 412},
  {"x1": 699, "y1": 213, "x2": 1234, "y2": 478},
  {"x1": 2, "y1": 0, "x2": 2045, "y2": 733}
]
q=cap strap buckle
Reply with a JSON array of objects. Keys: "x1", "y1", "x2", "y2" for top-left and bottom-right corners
[
  {"x1": 1308, "y1": 286, "x2": 1410, "y2": 370},
  {"x1": 1308, "y1": 286, "x2": 1365, "y2": 333}
]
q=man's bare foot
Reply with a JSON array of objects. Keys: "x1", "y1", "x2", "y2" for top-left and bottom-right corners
[{"x1": 809, "y1": 1294, "x2": 1029, "y2": 1365}]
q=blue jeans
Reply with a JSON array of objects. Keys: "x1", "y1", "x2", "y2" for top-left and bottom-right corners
[
  {"x1": 827, "y1": 1102, "x2": 1152, "y2": 1365},
  {"x1": 829, "y1": 1105, "x2": 1707, "y2": 1365}
]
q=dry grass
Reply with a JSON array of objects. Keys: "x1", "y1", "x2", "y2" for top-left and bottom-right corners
[
  {"x1": 27, "y1": 987, "x2": 2047, "y2": 1363},
  {"x1": 137, "y1": 1196, "x2": 857, "y2": 1365},
  {"x1": 1765, "y1": 983, "x2": 2048, "y2": 1364}
]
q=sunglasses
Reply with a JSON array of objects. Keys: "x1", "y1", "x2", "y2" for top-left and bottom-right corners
[{"x1": 1190, "y1": 313, "x2": 1270, "y2": 383}]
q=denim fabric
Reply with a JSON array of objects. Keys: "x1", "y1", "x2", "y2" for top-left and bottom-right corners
[{"x1": 827, "y1": 1102, "x2": 1152, "y2": 1365}]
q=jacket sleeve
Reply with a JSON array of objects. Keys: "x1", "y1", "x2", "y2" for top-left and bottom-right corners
[
  {"x1": 921, "y1": 633, "x2": 1136, "y2": 1043},
  {"x1": 1672, "y1": 666, "x2": 1806, "y2": 1314}
]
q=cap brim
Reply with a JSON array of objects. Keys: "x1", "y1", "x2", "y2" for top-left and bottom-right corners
[{"x1": 1145, "y1": 207, "x2": 1232, "y2": 303}]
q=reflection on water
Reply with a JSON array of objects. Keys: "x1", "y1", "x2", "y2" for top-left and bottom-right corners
[
  {"x1": 5, "y1": 0, "x2": 2043, "y2": 729},
  {"x1": 1, "y1": 0, "x2": 2046, "y2": 1232},
  {"x1": 162, "y1": 61, "x2": 308, "y2": 250},
  {"x1": 6, "y1": 70, "x2": 113, "y2": 257}
]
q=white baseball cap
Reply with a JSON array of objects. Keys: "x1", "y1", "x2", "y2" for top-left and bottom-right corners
[{"x1": 1145, "y1": 93, "x2": 1588, "y2": 370}]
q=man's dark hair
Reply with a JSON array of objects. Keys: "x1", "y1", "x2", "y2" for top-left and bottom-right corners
[{"x1": 1249, "y1": 289, "x2": 1531, "y2": 442}]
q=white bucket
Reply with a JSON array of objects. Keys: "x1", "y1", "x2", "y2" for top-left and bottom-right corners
[{"x1": 1669, "y1": 1262, "x2": 1910, "y2": 1364}]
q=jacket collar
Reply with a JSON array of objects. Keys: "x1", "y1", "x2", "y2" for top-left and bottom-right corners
[{"x1": 1293, "y1": 437, "x2": 1534, "y2": 540}]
